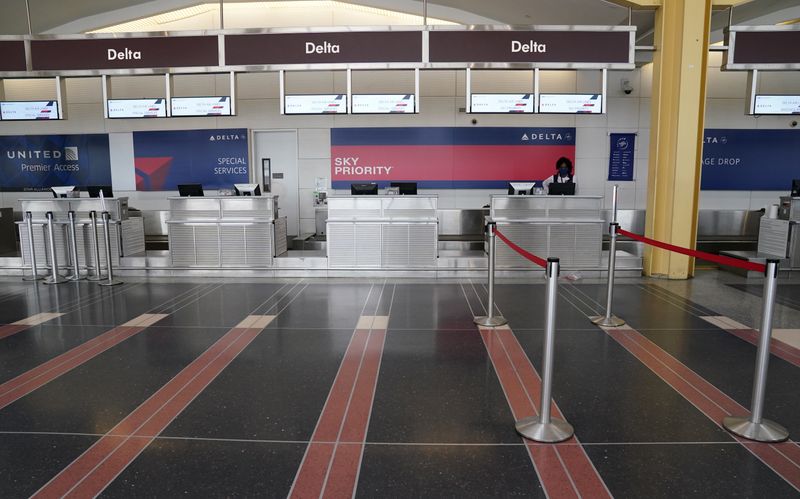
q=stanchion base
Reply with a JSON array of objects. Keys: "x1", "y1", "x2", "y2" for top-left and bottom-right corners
[
  {"x1": 86, "y1": 275, "x2": 105, "y2": 282},
  {"x1": 68, "y1": 274, "x2": 87, "y2": 281},
  {"x1": 590, "y1": 315, "x2": 626, "y2": 327},
  {"x1": 515, "y1": 416, "x2": 574, "y2": 443},
  {"x1": 43, "y1": 276, "x2": 69, "y2": 285},
  {"x1": 723, "y1": 416, "x2": 789, "y2": 443},
  {"x1": 98, "y1": 279, "x2": 124, "y2": 287},
  {"x1": 474, "y1": 315, "x2": 508, "y2": 327},
  {"x1": 22, "y1": 275, "x2": 44, "y2": 282}
]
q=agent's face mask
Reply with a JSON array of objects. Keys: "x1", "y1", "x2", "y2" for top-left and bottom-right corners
[{"x1": 558, "y1": 167, "x2": 570, "y2": 177}]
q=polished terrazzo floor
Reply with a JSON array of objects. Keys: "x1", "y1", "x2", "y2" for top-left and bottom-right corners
[{"x1": 0, "y1": 271, "x2": 798, "y2": 498}]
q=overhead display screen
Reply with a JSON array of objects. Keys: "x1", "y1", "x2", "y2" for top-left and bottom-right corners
[
  {"x1": 107, "y1": 98, "x2": 167, "y2": 119},
  {"x1": 0, "y1": 101, "x2": 60, "y2": 121},
  {"x1": 170, "y1": 96, "x2": 232, "y2": 117},
  {"x1": 539, "y1": 94, "x2": 603, "y2": 114},
  {"x1": 352, "y1": 94, "x2": 415, "y2": 114},
  {"x1": 753, "y1": 95, "x2": 800, "y2": 115},
  {"x1": 470, "y1": 94, "x2": 534, "y2": 114},
  {"x1": 284, "y1": 94, "x2": 346, "y2": 114}
]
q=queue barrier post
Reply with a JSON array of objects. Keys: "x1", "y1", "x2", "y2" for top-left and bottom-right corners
[
  {"x1": 723, "y1": 259, "x2": 789, "y2": 443},
  {"x1": 591, "y1": 184, "x2": 624, "y2": 327},
  {"x1": 67, "y1": 211, "x2": 85, "y2": 281},
  {"x1": 515, "y1": 258, "x2": 575, "y2": 443},
  {"x1": 43, "y1": 211, "x2": 67, "y2": 285},
  {"x1": 87, "y1": 211, "x2": 104, "y2": 282},
  {"x1": 98, "y1": 211, "x2": 123, "y2": 287},
  {"x1": 474, "y1": 221, "x2": 508, "y2": 327},
  {"x1": 22, "y1": 211, "x2": 43, "y2": 282}
]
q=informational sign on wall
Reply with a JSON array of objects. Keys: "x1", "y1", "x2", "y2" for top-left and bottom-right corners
[
  {"x1": 608, "y1": 133, "x2": 636, "y2": 181},
  {"x1": 133, "y1": 128, "x2": 249, "y2": 191},
  {"x1": 0, "y1": 134, "x2": 111, "y2": 192},
  {"x1": 701, "y1": 129, "x2": 800, "y2": 190},
  {"x1": 331, "y1": 127, "x2": 576, "y2": 189}
]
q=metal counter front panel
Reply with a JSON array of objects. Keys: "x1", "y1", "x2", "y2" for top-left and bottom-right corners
[{"x1": 330, "y1": 127, "x2": 575, "y2": 189}]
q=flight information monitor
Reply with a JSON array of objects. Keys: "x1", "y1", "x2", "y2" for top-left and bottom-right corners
[
  {"x1": 284, "y1": 94, "x2": 347, "y2": 114},
  {"x1": 351, "y1": 94, "x2": 415, "y2": 114},
  {"x1": 753, "y1": 95, "x2": 800, "y2": 115},
  {"x1": 171, "y1": 96, "x2": 232, "y2": 117},
  {"x1": 0, "y1": 101, "x2": 60, "y2": 120},
  {"x1": 470, "y1": 94, "x2": 534, "y2": 114},
  {"x1": 107, "y1": 98, "x2": 167, "y2": 118},
  {"x1": 539, "y1": 94, "x2": 603, "y2": 114}
]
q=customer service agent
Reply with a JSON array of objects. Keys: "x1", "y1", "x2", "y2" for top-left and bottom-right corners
[{"x1": 542, "y1": 157, "x2": 577, "y2": 193}]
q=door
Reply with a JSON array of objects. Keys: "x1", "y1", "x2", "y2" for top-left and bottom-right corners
[{"x1": 253, "y1": 130, "x2": 299, "y2": 237}]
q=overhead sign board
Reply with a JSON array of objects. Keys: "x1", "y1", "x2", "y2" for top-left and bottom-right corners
[
  {"x1": 725, "y1": 27, "x2": 800, "y2": 70},
  {"x1": 470, "y1": 94, "x2": 534, "y2": 114},
  {"x1": 0, "y1": 101, "x2": 60, "y2": 121},
  {"x1": 753, "y1": 95, "x2": 800, "y2": 115},
  {"x1": 225, "y1": 31, "x2": 422, "y2": 66},
  {"x1": 429, "y1": 28, "x2": 634, "y2": 68},
  {"x1": 285, "y1": 94, "x2": 346, "y2": 114},
  {"x1": 539, "y1": 94, "x2": 602, "y2": 114},
  {"x1": 171, "y1": 96, "x2": 232, "y2": 117},
  {"x1": 107, "y1": 99, "x2": 167, "y2": 119},
  {"x1": 30, "y1": 36, "x2": 219, "y2": 71},
  {"x1": 0, "y1": 40, "x2": 26, "y2": 71},
  {"x1": 351, "y1": 94, "x2": 415, "y2": 114}
]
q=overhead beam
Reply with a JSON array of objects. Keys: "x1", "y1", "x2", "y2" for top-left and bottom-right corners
[{"x1": 609, "y1": 0, "x2": 752, "y2": 7}]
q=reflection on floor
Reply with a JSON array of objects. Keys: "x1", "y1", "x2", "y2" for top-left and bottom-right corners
[{"x1": 0, "y1": 271, "x2": 798, "y2": 497}]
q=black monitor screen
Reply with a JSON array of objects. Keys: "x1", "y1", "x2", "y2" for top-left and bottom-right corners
[
  {"x1": 234, "y1": 184, "x2": 261, "y2": 196},
  {"x1": 178, "y1": 184, "x2": 204, "y2": 197},
  {"x1": 548, "y1": 183, "x2": 575, "y2": 196},
  {"x1": 792, "y1": 179, "x2": 800, "y2": 197},
  {"x1": 87, "y1": 185, "x2": 113, "y2": 198},
  {"x1": 391, "y1": 182, "x2": 417, "y2": 195},
  {"x1": 351, "y1": 183, "x2": 378, "y2": 195}
]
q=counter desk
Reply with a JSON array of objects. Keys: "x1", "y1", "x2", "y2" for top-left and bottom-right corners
[
  {"x1": 489, "y1": 195, "x2": 604, "y2": 269},
  {"x1": 167, "y1": 196, "x2": 287, "y2": 268},
  {"x1": 327, "y1": 195, "x2": 438, "y2": 269},
  {"x1": 17, "y1": 197, "x2": 145, "y2": 271}
]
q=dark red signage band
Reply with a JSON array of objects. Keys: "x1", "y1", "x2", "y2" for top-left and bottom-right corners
[
  {"x1": 730, "y1": 31, "x2": 800, "y2": 65},
  {"x1": 30, "y1": 36, "x2": 219, "y2": 71},
  {"x1": 0, "y1": 40, "x2": 26, "y2": 72},
  {"x1": 225, "y1": 31, "x2": 422, "y2": 65},
  {"x1": 429, "y1": 30, "x2": 631, "y2": 64}
]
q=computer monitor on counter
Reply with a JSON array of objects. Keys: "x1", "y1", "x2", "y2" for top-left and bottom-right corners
[
  {"x1": 51, "y1": 186, "x2": 79, "y2": 198},
  {"x1": 351, "y1": 183, "x2": 378, "y2": 195},
  {"x1": 87, "y1": 185, "x2": 113, "y2": 198},
  {"x1": 234, "y1": 184, "x2": 261, "y2": 196},
  {"x1": 792, "y1": 179, "x2": 800, "y2": 197},
  {"x1": 508, "y1": 182, "x2": 536, "y2": 195},
  {"x1": 391, "y1": 182, "x2": 418, "y2": 195},
  {"x1": 178, "y1": 184, "x2": 204, "y2": 197}
]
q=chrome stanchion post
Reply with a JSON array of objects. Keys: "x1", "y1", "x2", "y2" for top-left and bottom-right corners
[
  {"x1": 98, "y1": 211, "x2": 123, "y2": 287},
  {"x1": 87, "y1": 211, "x2": 104, "y2": 282},
  {"x1": 43, "y1": 211, "x2": 67, "y2": 285},
  {"x1": 67, "y1": 211, "x2": 85, "y2": 281},
  {"x1": 474, "y1": 221, "x2": 507, "y2": 327},
  {"x1": 592, "y1": 184, "x2": 625, "y2": 327},
  {"x1": 723, "y1": 259, "x2": 788, "y2": 442},
  {"x1": 22, "y1": 211, "x2": 43, "y2": 281},
  {"x1": 516, "y1": 258, "x2": 574, "y2": 443}
]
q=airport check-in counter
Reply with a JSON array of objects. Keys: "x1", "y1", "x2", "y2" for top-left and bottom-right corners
[
  {"x1": 17, "y1": 197, "x2": 145, "y2": 270},
  {"x1": 327, "y1": 195, "x2": 438, "y2": 268},
  {"x1": 167, "y1": 196, "x2": 288, "y2": 268},
  {"x1": 490, "y1": 195, "x2": 604, "y2": 268}
]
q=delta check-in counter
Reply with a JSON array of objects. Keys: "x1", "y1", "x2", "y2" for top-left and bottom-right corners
[
  {"x1": 490, "y1": 195, "x2": 604, "y2": 269},
  {"x1": 18, "y1": 197, "x2": 145, "y2": 271},
  {"x1": 327, "y1": 195, "x2": 438, "y2": 269},
  {"x1": 167, "y1": 196, "x2": 287, "y2": 268}
]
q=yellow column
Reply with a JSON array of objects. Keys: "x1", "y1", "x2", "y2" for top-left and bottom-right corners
[{"x1": 641, "y1": 0, "x2": 713, "y2": 279}]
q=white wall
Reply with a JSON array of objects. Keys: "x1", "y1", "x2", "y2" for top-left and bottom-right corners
[{"x1": 2, "y1": 60, "x2": 799, "y2": 234}]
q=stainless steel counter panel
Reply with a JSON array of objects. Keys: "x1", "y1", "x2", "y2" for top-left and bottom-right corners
[
  {"x1": 490, "y1": 195, "x2": 603, "y2": 269},
  {"x1": 167, "y1": 196, "x2": 285, "y2": 268},
  {"x1": 327, "y1": 195, "x2": 438, "y2": 269},
  {"x1": 19, "y1": 198, "x2": 129, "y2": 222}
]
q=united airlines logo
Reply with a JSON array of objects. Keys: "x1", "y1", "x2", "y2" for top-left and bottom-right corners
[{"x1": 64, "y1": 146, "x2": 79, "y2": 161}]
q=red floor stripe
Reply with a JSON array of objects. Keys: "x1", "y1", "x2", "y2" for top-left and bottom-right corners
[
  {"x1": 289, "y1": 327, "x2": 386, "y2": 499},
  {"x1": 32, "y1": 325, "x2": 265, "y2": 498},
  {"x1": 0, "y1": 324, "x2": 30, "y2": 340},
  {"x1": 728, "y1": 329, "x2": 800, "y2": 368},
  {"x1": 0, "y1": 326, "x2": 145, "y2": 410},
  {"x1": 479, "y1": 327, "x2": 611, "y2": 499},
  {"x1": 605, "y1": 327, "x2": 800, "y2": 492}
]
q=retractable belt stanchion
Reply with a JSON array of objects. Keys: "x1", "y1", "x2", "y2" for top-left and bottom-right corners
[
  {"x1": 723, "y1": 259, "x2": 789, "y2": 443},
  {"x1": 22, "y1": 211, "x2": 43, "y2": 282},
  {"x1": 66, "y1": 211, "x2": 85, "y2": 281},
  {"x1": 87, "y1": 211, "x2": 104, "y2": 282},
  {"x1": 43, "y1": 211, "x2": 67, "y2": 285},
  {"x1": 98, "y1": 211, "x2": 123, "y2": 287},
  {"x1": 515, "y1": 257, "x2": 574, "y2": 443},
  {"x1": 591, "y1": 184, "x2": 624, "y2": 327},
  {"x1": 474, "y1": 221, "x2": 508, "y2": 327}
]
